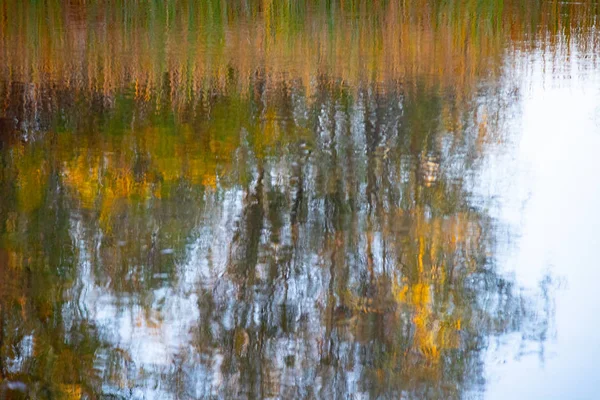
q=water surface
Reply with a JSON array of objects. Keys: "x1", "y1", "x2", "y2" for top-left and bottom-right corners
[{"x1": 0, "y1": 1, "x2": 598, "y2": 399}]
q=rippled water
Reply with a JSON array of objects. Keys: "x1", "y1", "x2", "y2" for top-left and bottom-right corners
[{"x1": 0, "y1": 1, "x2": 599, "y2": 399}]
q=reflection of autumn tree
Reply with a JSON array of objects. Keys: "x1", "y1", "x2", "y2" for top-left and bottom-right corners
[
  {"x1": 0, "y1": 147, "x2": 102, "y2": 398},
  {"x1": 0, "y1": 70, "x2": 552, "y2": 398},
  {"x1": 178, "y1": 82, "x2": 549, "y2": 398},
  {"x1": 0, "y1": 0, "x2": 580, "y2": 398}
]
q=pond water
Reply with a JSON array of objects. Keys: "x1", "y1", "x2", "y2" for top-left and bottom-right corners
[{"x1": 0, "y1": 1, "x2": 599, "y2": 399}]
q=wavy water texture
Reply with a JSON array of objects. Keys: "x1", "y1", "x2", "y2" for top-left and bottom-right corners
[{"x1": 0, "y1": 1, "x2": 597, "y2": 399}]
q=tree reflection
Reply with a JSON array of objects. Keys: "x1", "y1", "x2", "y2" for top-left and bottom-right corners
[
  {"x1": 0, "y1": 75, "x2": 553, "y2": 398},
  {"x1": 0, "y1": 0, "x2": 586, "y2": 398}
]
